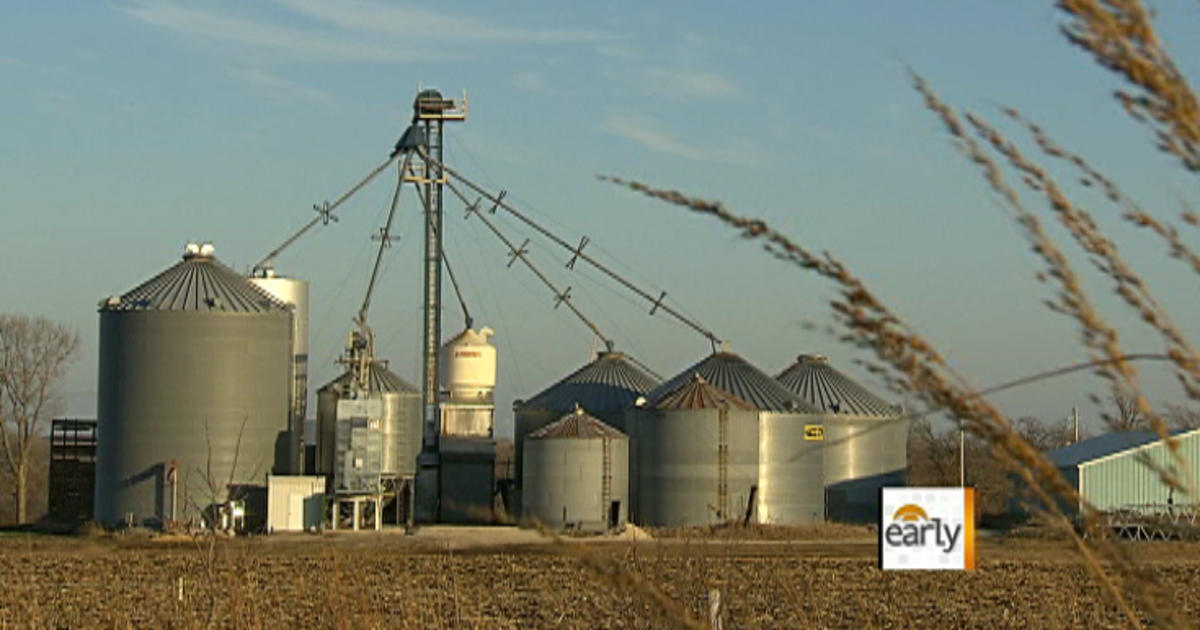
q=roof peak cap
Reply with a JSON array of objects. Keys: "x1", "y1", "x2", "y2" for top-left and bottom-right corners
[{"x1": 182, "y1": 242, "x2": 216, "y2": 260}]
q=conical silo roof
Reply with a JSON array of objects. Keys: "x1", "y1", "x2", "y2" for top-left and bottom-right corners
[
  {"x1": 517, "y1": 351, "x2": 660, "y2": 413},
  {"x1": 527, "y1": 404, "x2": 627, "y2": 440},
  {"x1": 319, "y1": 362, "x2": 418, "y2": 394},
  {"x1": 776, "y1": 354, "x2": 899, "y2": 417},
  {"x1": 647, "y1": 352, "x2": 819, "y2": 413},
  {"x1": 101, "y1": 246, "x2": 287, "y2": 313},
  {"x1": 652, "y1": 374, "x2": 756, "y2": 410}
]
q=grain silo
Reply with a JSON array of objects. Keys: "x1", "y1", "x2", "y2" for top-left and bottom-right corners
[
  {"x1": 639, "y1": 352, "x2": 826, "y2": 525},
  {"x1": 522, "y1": 404, "x2": 629, "y2": 532},
  {"x1": 249, "y1": 269, "x2": 309, "y2": 475},
  {"x1": 512, "y1": 351, "x2": 659, "y2": 517},
  {"x1": 315, "y1": 362, "x2": 422, "y2": 487},
  {"x1": 633, "y1": 373, "x2": 759, "y2": 527},
  {"x1": 95, "y1": 243, "x2": 292, "y2": 529},
  {"x1": 776, "y1": 354, "x2": 907, "y2": 522},
  {"x1": 439, "y1": 326, "x2": 497, "y2": 437}
]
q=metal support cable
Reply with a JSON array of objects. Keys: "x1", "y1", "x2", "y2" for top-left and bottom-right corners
[
  {"x1": 444, "y1": 180, "x2": 614, "y2": 350},
  {"x1": 423, "y1": 150, "x2": 722, "y2": 350},
  {"x1": 357, "y1": 152, "x2": 412, "y2": 331},
  {"x1": 253, "y1": 154, "x2": 398, "y2": 273},
  {"x1": 412, "y1": 182, "x2": 473, "y2": 330}
]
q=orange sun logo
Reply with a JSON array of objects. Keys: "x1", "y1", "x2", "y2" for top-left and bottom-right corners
[{"x1": 892, "y1": 504, "x2": 929, "y2": 522}]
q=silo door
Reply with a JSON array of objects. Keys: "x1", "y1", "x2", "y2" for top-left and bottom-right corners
[{"x1": 608, "y1": 501, "x2": 620, "y2": 529}]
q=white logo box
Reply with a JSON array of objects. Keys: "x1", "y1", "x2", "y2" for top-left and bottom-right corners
[{"x1": 879, "y1": 487, "x2": 977, "y2": 571}]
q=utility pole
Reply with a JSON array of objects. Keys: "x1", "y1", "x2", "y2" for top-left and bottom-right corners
[
  {"x1": 1073, "y1": 406, "x2": 1080, "y2": 444},
  {"x1": 959, "y1": 417, "x2": 965, "y2": 487}
]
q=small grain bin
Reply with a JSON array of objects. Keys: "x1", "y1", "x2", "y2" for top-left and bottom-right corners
[
  {"x1": 439, "y1": 326, "x2": 497, "y2": 437},
  {"x1": 513, "y1": 351, "x2": 659, "y2": 516},
  {"x1": 638, "y1": 352, "x2": 826, "y2": 525},
  {"x1": 634, "y1": 373, "x2": 760, "y2": 527},
  {"x1": 777, "y1": 354, "x2": 907, "y2": 522},
  {"x1": 315, "y1": 362, "x2": 422, "y2": 487},
  {"x1": 522, "y1": 404, "x2": 629, "y2": 531}
]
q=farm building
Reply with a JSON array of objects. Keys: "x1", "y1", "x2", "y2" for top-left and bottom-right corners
[{"x1": 1040, "y1": 427, "x2": 1200, "y2": 516}]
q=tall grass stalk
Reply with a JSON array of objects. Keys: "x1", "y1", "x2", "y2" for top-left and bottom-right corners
[{"x1": 600, "y1": 173, "x2": 1191, "y2": 628}]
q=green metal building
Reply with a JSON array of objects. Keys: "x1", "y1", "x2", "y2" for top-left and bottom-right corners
[{"x1": 1047, "y1": 427, "x2": 1200, "y2": 514}]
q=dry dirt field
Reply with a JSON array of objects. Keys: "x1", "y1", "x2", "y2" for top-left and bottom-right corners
[{"x1": 2, "y1": 528, "x2": 1200, "y2": 629}]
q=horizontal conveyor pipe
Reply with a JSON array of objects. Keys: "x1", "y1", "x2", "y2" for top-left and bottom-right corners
[
  {"x1": 444, "y1": 180, "x2": 614, "y2": 350},
  {"x1": 254, "y1": 154, "x2": 398, "y2": 273},
  {"x1": 424, "y1": 150, "x2": 722, "y2": 350}
]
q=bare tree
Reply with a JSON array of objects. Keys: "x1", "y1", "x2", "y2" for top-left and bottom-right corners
[
  {"x1": 1165, "y1": 403, "x2": 1200, "y2": 432},
  {"x1": 906, "y1": 418, "x2": 959, "y2": 486},
  {"x1": 1105, "y1": 392, "x2": 1147, "y2": 433},
  {"x1": 1014, "y1": 416, "x2": 1080, "y2": 451},
  {"x1": 0, "y1": 314, "x2": 79, "y2": 524}
]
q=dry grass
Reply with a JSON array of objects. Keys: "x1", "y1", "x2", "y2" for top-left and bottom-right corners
[
  {"x1": 598, "y1": 3, "x2": 1200, "y2": 627},
  {"x1": 1058, "y1": 0, "x2": 1200, "y2": 171}
]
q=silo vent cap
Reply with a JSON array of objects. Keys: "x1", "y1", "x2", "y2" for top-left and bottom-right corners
[{"x1": 183, "y1": 242, "x2": 216, "y2": 260}]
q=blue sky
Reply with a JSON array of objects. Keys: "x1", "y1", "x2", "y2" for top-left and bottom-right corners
[{"x1": 3, "y1": 1, "x2": 1198, "y2": 437}]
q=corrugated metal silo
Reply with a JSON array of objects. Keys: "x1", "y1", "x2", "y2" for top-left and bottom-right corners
[
  {"x1": 248, "y1": 272, "x2": 308, "y2": 474},
  {"x1": 512, "y1": 351, "x2": 659, "y2": 516},
  {"x1": 642, "y1": 352, "x2": 826, "y2": 525},
  {"x1": 634, "y1": 373, "x2": 759, "y2": 526},
  {"x1": 315, "y1": 363, "x2": 422, "y2": 486},
  {"x1": 776, "y1": 354, "x2": 907, "y2": 522},
  {"x1": 95, "y1": 244, "x2": 292, "y2": 528},
  {"x1": 522, "y1": 405, "x2": 629, "y2": 532}
]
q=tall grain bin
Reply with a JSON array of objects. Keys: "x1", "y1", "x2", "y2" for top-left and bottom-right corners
[
  {"x1": 634, "y1": 374, "x2": 759, "y2": 527},
  {"x1": 315, "y1": 362, "x2": 422, "y2": 487},
  {"x1": 777, "y1": 354, "x2": 907, "y2": 522},
  {"x1": 641, "y1": 352, "x2": 826, "y2": 525},
  {"x1": 96, "y1": 243, "x2": 292, "y2": 529},
  {"x1": 513, "y1": 351, "x2": 659, "y2": 516},
  {"x1": 522, "y1": 405, "x2": 629, "y2": 532},
  {"x1": 249, "y1": 270, "x2": 308, "y2": 474}
]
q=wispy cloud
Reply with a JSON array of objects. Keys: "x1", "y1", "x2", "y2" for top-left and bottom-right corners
[
  {"x1": 118, "y1": 1, "x2": 610, "y2": 64},
  {"x1": 230, "y1": 66, "x2": 335, "y2": 104},
  {"x1": 117, "y1": 2, "x2": 443, "y2": 63},
  {"x1": 0, "y1": 56, "x2": 28, "y2": 68},
  {"x1": 275, "y1": 0, "x2": 610, "y2": 45},
  {"x1": 604, "y1": 115, "x2": 760, "y2": 166},
  {"x1": 595, "y1": 43, "x2": 641, "y2": 60},
  {"x1": 118, "y1": 1, "x2": 613, "y2": 100},
  {"x1": 639, "y1": 67, "x2": 738, "y2": 99},
  {"x1": 510, "y1": 70, "x2": 550, "y2": 93},
  {"x1": 680, "y1": 32, "x2": 749, "y2": 55}
]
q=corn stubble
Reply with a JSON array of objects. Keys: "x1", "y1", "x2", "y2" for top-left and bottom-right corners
[{"x1": 4, "y1": 537, "x2": 1200, "y2": 629}]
